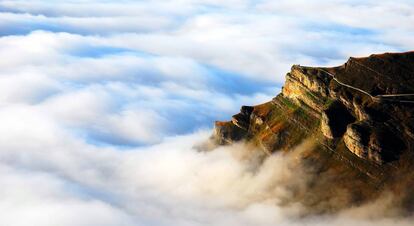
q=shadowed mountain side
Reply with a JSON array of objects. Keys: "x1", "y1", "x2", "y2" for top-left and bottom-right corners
[{"x1": 211, "y1": 51, "x2": 414, "y2": 213}]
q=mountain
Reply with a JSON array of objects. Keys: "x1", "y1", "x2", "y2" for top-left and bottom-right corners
[{"x1": 211, "y1": 51, "x2": 414, "y2": 212}]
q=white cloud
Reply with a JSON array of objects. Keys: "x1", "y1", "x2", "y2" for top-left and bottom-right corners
[
  {"x1": 0, "y1": 0, "x2": 412, "y2": 225},
  {"x1": 1, "y1": 0, "x2": 412, "y2": 81},
  {"x1": 0, "y1": 30, "x2": 273, "y2": 145},
  {"x1": 0, "y1": 165, "x2": 136, "y2": 226},
  {"x1": 0, "y1": 129, "x2": 412, "y2": 226}
]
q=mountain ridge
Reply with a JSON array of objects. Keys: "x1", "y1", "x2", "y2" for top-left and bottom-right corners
[{"x1": 211, "y1": 51, "x2": 414, "y2": 212}]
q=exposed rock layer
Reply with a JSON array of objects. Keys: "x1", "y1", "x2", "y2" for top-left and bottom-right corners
[{"x1": 212, "y1": 52, "x2": 414, "y2": 203}]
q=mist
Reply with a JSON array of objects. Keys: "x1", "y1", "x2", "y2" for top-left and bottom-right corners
[{"x1": 1, "y1": 128, "x2": 412, "y2": 226}]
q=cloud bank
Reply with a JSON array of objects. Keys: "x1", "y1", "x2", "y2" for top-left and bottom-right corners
[
  {"x1": 0, "y1": 0, "x2": 413, "y2": 225},
  {"x1": 2, "y1": 131, "x2": 413, "y2": 226}
]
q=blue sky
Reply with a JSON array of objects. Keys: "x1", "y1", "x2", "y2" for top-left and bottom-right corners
[
  {"x1": 0, "y1": 0, "x2": 412, "y2": 146},
  {"x1": 0, "y1": 1, "x2": 413, "y2": 225}
]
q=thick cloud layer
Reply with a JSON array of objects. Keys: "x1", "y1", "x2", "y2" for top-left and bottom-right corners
[
  {"x1": 1, "y1": 131, "x2": 413, "y2": 226},
  {"x1": 0, "y1": 0, "x2": 413, "y2": 225}
]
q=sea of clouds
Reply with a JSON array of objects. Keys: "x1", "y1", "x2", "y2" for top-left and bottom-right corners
[{"x1": 0, "y1": 0, "x2": 413, "y2": 225}]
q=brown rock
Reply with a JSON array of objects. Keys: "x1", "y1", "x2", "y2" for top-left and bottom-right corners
[
  {"x1": 343, "y1": 122, "x2": 370, "y2": 159},
  {"x1": 213, "y1": 121, "x2": 247, "y2": 145}
]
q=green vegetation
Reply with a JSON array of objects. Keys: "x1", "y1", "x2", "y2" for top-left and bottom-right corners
[
  {"x1": 323, "y1": 98, "x2": 335, "y2": 109},
  {"x1": 280, "y1": 96, "x2": 298, "y2": 109},
  {"x1": 305, "y1": 91, "x2": 322, "y2": 104},
  {"x1": 247, "y1": 95, "x2": 322, "y2": 152}
]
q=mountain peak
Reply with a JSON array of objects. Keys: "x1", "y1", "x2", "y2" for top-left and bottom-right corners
[{"x1": 212, "y1": 52, "x2": 414, "y2": 209}]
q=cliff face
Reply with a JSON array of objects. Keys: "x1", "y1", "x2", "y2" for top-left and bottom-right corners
[{"x1": 212, "y1": 52, "x2": 414, "y2": 205}]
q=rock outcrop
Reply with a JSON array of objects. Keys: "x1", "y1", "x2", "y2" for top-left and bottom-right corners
[
  {"x1": 213, "y1": 106, "x2": 254, "y2": 145},
  {"x1": 343, "y1": 120, "x2": 404, "y2": 164},
  {"x1": 321, "y1": 101, "x2": 355, "y2": 139},
  {"x1": 213, "y1": 51, "x2": 414, "y2": 179}
]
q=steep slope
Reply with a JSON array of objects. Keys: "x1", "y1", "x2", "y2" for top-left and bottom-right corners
[{"x1": 212, "y1": 52, "x2": 414, "y2": 211}]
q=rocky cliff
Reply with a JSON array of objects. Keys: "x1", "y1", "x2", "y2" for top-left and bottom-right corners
[{"x1": 212, "y1": 52, "x2": 414, "y2": 211}]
